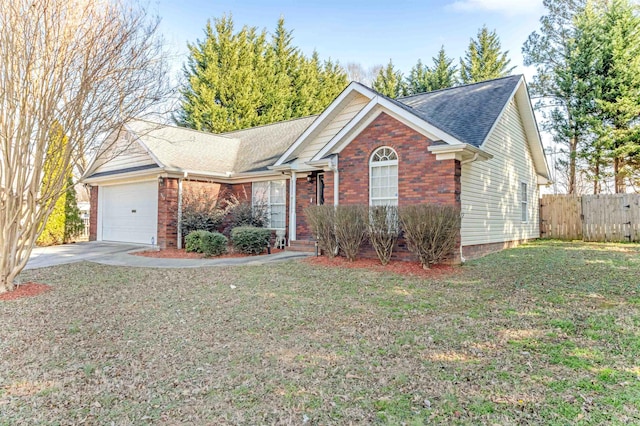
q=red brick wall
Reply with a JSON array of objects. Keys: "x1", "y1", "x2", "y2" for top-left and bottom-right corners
[
  {"x1": 182, "y1": 180, "x2": 223, "y2": 201},
  {"x1": 462, "y1": 238, "x2": 535, "y2": 261},
  {"x1": 296, "y1": 176, "x2": 317, "y2": 240},
  {"x1": 89, "y1": 186, "x2": 98, "y2": 241},
  {"x1": 295, "y1": 112, "x2": 462, "y2": 263},
  {"x1": 225, "y1": 180, "x2": 290, "y2": 243},
  {"x1": 338, "y1": 112, "x2": 460, "y2": 207},
  {"x1": 157, "y1": 178, "x2": 179, "y2": 249},
  {"x1": 322, "y1": 171, "x2": 334, "y2": 206}
]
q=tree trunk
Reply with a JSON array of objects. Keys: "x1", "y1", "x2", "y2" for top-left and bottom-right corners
[
  {"x1": 0, "y1": 275, "x2": 14, "y2": 294},
  {"x1": 614, "y1": 157, "x2": 626, "y2": 194},
  {"x1": 568, "y1": 136, "x2": 578, "y2": 194},
  {"x1": 593, "y1": 161, "x2": 601, "y2": 194}
]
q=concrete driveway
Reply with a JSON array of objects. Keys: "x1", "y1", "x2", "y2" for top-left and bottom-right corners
[{"x1": 25, "y1": 241, "x2": 148, "y2": 270}]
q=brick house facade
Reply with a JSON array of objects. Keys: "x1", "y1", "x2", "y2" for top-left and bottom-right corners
[{"x1": 85, "y1": 76, "x2": 550, "y2": 261}]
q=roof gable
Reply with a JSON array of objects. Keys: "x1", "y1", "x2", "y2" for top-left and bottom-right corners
[
  {"x1": 126, "y1": 120, "x2": 240, "y2": 175},
  {"x1": 396, "y1": 75, "x2": 521, "y2": 148},
  {"x1": 220, "y1": 116, "x2": 316, "y2": 173},
  {"x1": 84, "y1": 126, "x2": 160, "y2": 178},
  {"x1": 84, "y1": 117, "x2": 317, "y2": 181}
]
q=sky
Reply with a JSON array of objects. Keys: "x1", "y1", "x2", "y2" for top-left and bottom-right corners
[{"x1": 155, "y1": 0, "x2": 546, "y2": 83}]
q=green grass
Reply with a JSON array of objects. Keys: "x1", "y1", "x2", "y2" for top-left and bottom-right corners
[{"x1": 1, "y1": 240, "x2": 639, "y2": 424}]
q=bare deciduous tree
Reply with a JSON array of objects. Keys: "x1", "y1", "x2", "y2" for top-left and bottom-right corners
[
  {"x1": 344, "y1": 62, "x2": 383, "y2": 87},
  {"x1": 0, "y1": 0, "x2": 169, "y2": 293}
]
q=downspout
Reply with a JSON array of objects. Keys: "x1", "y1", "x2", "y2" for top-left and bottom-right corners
[
  {"x1": 458, "y1": 153, "x2": 479, "y2": 263},
  {"x1": 289, "y1": 171, "x2": 297, "y2": 243},
  {"x1": 460, "y1": 152, "x2": 479, "y2": 165},
  {"x1": 329, "y1": 156, "x2": 339, "y2": 206}
]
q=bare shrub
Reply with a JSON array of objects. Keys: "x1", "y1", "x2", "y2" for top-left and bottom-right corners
[
  {"x1": 399, "y1": 204, "x2": 461, "y2": 269},
  {"x1": 304, "y1": 205, "x2": 338, "y2": 257},
  {"x1": 222, "y1": 193, "x2": 267, "y2": 236},
  {"x1": 368, "y1": 205, "x2": 399, "y2": 265},
  {"x1": 181, "y1": 188, "x2": 224, "y2": 236},
  {"x1": 335, "y1": 205, "x2": 368, "y2": 261}
]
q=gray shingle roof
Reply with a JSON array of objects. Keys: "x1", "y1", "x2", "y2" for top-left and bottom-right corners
[
  {"x1": 126, "y1": 120, "x2": 240, "y2": 174},
  {"x1": 93, "y1": 76, "x2": 521, "y2": 180},
  {"x1": 219, "y1": 116, "x2": 317, "y2": 173},
  {"x1": 395, "y1": 75, "x2": 522, "y2": 147},
  {"x1": 119, "y1": 117, "x2": 316, "y2": 175}
]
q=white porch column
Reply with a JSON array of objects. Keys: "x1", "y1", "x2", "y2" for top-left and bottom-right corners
[
  {"x1": 177, "y1": 179, "x2": 183, "y2": 249},
  {"x1": 332, "y1": 157, "x2": 339, "y2": 206},
  {"x1": 289, "y1": 171, "x2": 297, "y2": 242}
]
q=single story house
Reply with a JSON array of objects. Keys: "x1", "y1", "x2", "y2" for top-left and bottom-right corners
[{"x1": 82, "y1": 75, "x2": 550, "y2": 261}]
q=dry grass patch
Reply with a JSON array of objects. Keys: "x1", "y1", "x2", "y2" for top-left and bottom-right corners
[{"x1": 1, "y1": 240, "x2": 639, "y2": 424}]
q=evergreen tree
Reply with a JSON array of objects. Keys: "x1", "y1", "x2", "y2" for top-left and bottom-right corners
[
  {"x1": 525, "y1": 0, "x2": 640, "y2": 193},
  {"x1": 177, "y1": 16, "x2": 347, "y2": 133},
  {"x1": 406, "y1": 59, "x2": 431, "y2": 95},
  {"x1": 577, "y1": 0, "x2": 640, "y2": 193},
  {"x1": 523, "y1": 0, "x2": 591, "y2": 194},
  {"x1": 460, "y1": 26, "x2": 515, "y2": 84},
  {"x1": 405, "y1": 47, "x2": 457, "y2": 95},
  {"x1": 428, "y1": 46, "x2": 458, "y2": 90},
  {"x1": 64, "y1": 176, "x2": 85, "y2": 243},
  {"x1": 37, "y1": 124, "x2": 74, "y2": 246},
  {"x1": 372, "y1": 60, "x2": 405, "y2": 98}
]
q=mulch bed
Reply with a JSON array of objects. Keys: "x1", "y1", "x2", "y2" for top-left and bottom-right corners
[
  {"x1": 304, "y1": 256, "x2": 458, "y2": 277},
  {"x1": 0, "y1": 282, "x2": 52, "y2": 301},
  {"x1": 134, "y1": 248, "x2": 456, "y2": 277},
  {"x1": 133, "y1": 247, "x2": 284, "y2": 259}
]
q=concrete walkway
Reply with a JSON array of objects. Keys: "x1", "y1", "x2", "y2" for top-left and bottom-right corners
[
  {"x1": 26, "y1": 241, "x2": 311, "y2": 270},
  {"x1": 90, "y1": 250, "x2": 311, "y2": 268}
]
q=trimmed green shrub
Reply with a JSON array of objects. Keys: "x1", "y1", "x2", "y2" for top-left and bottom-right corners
[
  {"x1": 335, "y1": 205, "x2": 368, "y2": 261},
  {"x1": 399, "y1": 204, "x2": 461, "y2": 269},
  {"x1": 185, "y1": 230, "x2": 227, "y2": 257},
  {"x1": 231, "y1": 226, "x2": 271, "y2": 254},
  {"x1": 304, "y1": 205, "x2": 338, "y2": 258},
  {"x1": 222, "y1": 194, "x2": 267, "y2": 235},
  {"x1": 368, "y1": 205, "x2": 399, "y2": 265}
]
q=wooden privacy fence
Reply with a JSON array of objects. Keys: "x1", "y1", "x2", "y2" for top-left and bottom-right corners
[{"x1": 540, "y1": 194, "x2": 640, "y2": 242}]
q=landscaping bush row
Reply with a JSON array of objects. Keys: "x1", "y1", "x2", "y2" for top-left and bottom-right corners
[
  {"x1": 185, "y1": 226, "x2": 271, "y2": 257},
  {"x1": 304, "y1": 204, "x2": 461, "y2": 269},
  {"x1": 180, "y1": 189, "x2": 267, "y2": 238}
]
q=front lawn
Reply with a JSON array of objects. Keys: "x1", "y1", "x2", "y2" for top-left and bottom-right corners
[{"x1": 2, "y1": 240, "x2": 640, "y2": 424}]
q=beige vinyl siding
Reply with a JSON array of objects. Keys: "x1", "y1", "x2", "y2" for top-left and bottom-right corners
[
  {"x1": 296, "y1": 93, "x2": 369, "y2": 164},
  {"x1": 93, "y1": 133, "x2": 157, "y2": 174},
  {"x1": 460, "y1": 99, "x2": 540, "y2": 247}
]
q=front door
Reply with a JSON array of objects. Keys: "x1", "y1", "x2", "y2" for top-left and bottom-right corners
[{"x1": 317, "y1": 173, "x2": 325, "y2": 205}]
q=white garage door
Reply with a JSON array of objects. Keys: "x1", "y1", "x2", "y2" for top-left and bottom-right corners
[{"x1": 100, "y1": 181, "x2": 158, "y2": 244}]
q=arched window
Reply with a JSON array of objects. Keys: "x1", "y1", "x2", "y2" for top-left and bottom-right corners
[{"x1": 370, "y1": 147, "x2": 398, "y2": 206}]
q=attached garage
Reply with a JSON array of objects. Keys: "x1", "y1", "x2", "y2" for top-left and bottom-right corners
[{"x1": 98, "y1": 181, "x2": 158, "y2": 245}]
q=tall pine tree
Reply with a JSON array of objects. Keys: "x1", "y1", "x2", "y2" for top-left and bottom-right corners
[
  {"x1": 577, "y1": 0, "x2": 640, "y2": 193},
  {"x1": 523, "y1": 0, "x2": 591, "y2": 194},
  {"x1": 460, "y1": 26, "x2": 514, "y2": 84},
  {"x1": 428, "y1": 46, "x2": 457, "y2": 90},
  {"x1": 177, "y1": 16, "x2": 347, "y2": 133},
  {"x1": 372, "y1": 60, "x2": 405, "y2": 98},
  {"x1": 405, "y1": 59, "x2": 431, "y2": 95}
]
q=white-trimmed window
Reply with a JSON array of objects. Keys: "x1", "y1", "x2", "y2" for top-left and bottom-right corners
[
  {"x1": 370, "y1": 147, "x2": 398, "y2": 206},
  {"x1": 520, "y1": 182, "x2": 528, "y2": 222},
  {"x1": 252, "y1": 180, "x2": 286, "y2": 229}
]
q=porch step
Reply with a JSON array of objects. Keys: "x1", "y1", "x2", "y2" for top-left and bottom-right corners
[{"x1": 287, "y1": 240, "x2": 317, "y2": 253}]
